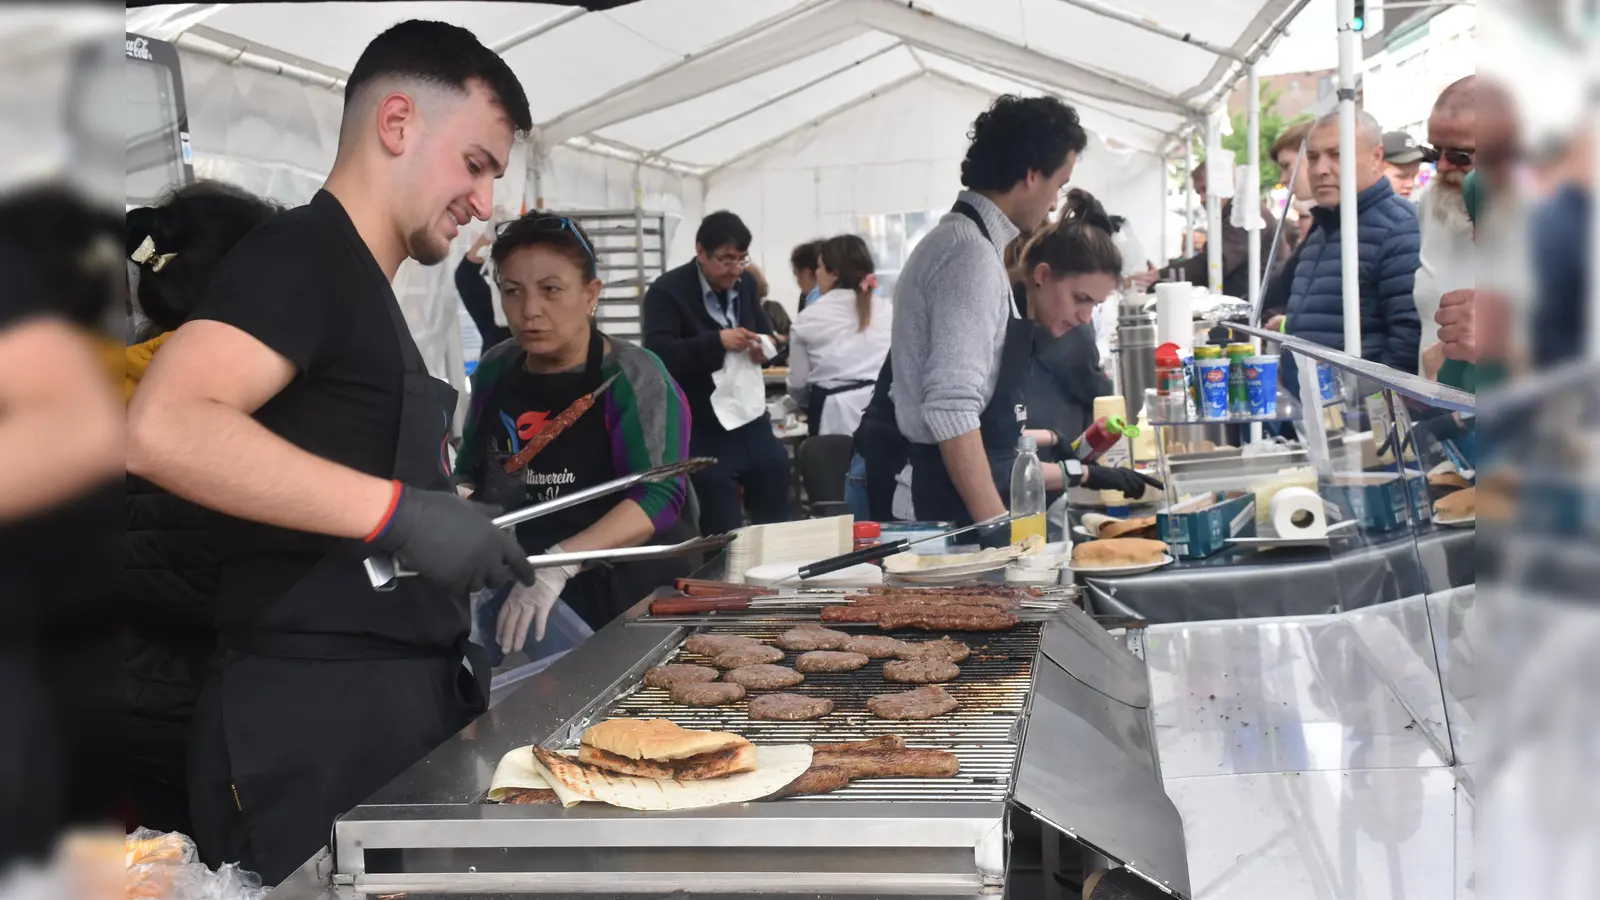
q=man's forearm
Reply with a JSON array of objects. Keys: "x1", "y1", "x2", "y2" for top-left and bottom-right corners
[
  {"x1": 127, "y1": 397, "x2": 396, "y2": 539},
  {"x1": 939, "y1": 430, "x2": 1006, "y2": 521}
]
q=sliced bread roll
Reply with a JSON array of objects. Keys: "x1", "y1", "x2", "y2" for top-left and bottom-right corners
[
  {"x1": 578, "y1": 742, "x2": 758, "y2": 781},
  {"x1": 1428, "y1": 471, "x2": 1472, "y2": 490},
  {"x1": 1097, "y1": 515, "x2": 1158, "y2": 540},
  {"x1": 1433, "y1": 486, "x2": 1476, "y2": 520},
  {"x1": 581, "y1": 718, "x2": 747, "y2": 761},
  {"x1": 1072, "y1": 537, "x2": 1168, "y2": 568}
]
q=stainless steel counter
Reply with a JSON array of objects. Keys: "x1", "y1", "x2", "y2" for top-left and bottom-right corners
[{"x1": 266, "y1": 593, "x2": 1191, "y2": 899}]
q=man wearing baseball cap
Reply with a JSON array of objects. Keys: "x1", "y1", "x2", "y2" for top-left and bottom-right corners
[{"x1": 1382, "y1": 131, "x2": 1425, "y2": 200}]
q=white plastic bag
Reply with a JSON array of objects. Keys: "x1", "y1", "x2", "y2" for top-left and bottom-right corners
[
  {"x1": 709, "y1": 335, "x2": 775, "y2": 431},
  {"x1": 125, "y1": 828, "x2": 270, "y2": 900}
]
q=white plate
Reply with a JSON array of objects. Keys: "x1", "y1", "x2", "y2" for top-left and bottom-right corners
[
  {"x1": 1066, "y1": 554, "x2": 1175, "y2": 577},
  {"x1": 889, "y1": 558, "x2": 1015, "y2": 583},
  {"x1": 745, "y1": 561, "x2": 883, "y2": 587},
  {"x1": 1434, "y1": 514, "x2": 1475, "y2": 529}
]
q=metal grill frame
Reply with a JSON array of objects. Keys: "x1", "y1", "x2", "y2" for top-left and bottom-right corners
[{"x1": 589, "y1": 620, "x2": 1045, "y2": 803}]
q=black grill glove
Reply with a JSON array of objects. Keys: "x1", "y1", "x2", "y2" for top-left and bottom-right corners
[
  {"x1": 368, "y1": 484, "x2": 536, "y2": 595},
  {"x1": 1082, "y1": 465, "x2": 1165, "y2": 500}
]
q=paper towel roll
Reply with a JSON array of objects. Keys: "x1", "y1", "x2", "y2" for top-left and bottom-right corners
[
  {"x1": 1269, "y1": 486, "x2": 1327, "y2": 539},
  {"x1": 1155, "y1": 282, "x2": 1193, "y2": 350}
]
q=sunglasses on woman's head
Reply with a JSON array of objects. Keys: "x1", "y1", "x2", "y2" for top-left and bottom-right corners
[
  {"x1": 495, "y1": 215, "x2": 596, "y2": 263},
  {"x1": 1421, "y1": 144, "x2": 1475, "y2": 168}
]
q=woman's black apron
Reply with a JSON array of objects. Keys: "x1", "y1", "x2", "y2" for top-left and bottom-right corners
[
  {"x1": 472, "y1": 329, "x2": 696, "y2": 631},
  {"x1": 906, "y1": 200, "x2": 1035, "y2": 528},
  {"x1": 805, "y1": 378, "x2": 876, "y2": 437},
  {"x1": 189, "y1": 215, "x2": 487, "y2": 886}
]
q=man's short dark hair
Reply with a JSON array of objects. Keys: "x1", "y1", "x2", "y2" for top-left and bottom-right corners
[
  {"x1": 344, "y1": 20, "x2": 532, "y2": 135},
  {"x1": 696, "y1": 211, "x2": 752, "y2": 254},
  {"x1": 790, "y1": 240, "x2": 821, "y2": 273},
  {"x1": 961, "y1": 95, "x2": 1088, "y2": 193}
]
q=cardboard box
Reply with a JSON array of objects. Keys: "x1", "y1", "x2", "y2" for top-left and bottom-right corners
[
  {"x1": 1157, "y1": 491, "x2": 1258, "y2": 559},
  {"x1": 1321, "y1": 472, "x2": 1431, "y2": 533}
]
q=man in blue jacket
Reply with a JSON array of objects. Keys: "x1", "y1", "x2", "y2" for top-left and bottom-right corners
[{"x1": 1282, "y1": 110, "x2": 1422, "y2": 390}]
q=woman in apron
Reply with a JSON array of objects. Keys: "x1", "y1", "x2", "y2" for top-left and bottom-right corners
[
  {"x1": 455, "y1": 214, "x2": 698, "y2": 665},
  {"x1": 786, "y1": 235, "x2": 892, "y2": 437}
]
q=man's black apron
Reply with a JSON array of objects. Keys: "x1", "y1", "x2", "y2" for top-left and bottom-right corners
[
  {"x1": 472, "y1": 328, "x2": 696, "y2": 631},
  {"x1": 189, "y1": 213, "x2": 487, "y2": 886},
  {"x1": 805, "y1": 379, "x2": 876, "y2": 437},
  {"x1": 906, "y1": 200, "x2": 1035, "y2": 528}
]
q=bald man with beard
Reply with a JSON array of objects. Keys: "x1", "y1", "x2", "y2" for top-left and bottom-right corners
[{"x1": 1413, "y1": 76, "x2": 1477, "y2": 377}]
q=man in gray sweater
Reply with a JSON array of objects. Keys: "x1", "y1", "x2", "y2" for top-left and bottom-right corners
[{"x1": 893, "y1": 95, "x2": 1124, "y2": 531}]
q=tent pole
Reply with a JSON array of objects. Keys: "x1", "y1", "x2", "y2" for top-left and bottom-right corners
[
  {"x1": 1183, "y1": 135, "x2": 1195, "y2": 258},
  {"x1": 1205, "y1": 113, "x2": 1222, "y2": 293},
  {"x1": 490, "y1": 7, "x2": 585, "y2": 55},
  {"x1": 1336, "y1": 0, "x2": 1361, "y2": 357},
  {"x1": 1246, "y1": 64, "x2": 1261, "y2": 311}
]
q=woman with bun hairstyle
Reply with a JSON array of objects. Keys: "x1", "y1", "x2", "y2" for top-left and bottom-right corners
[
  {"x1": 124, "y1": 180, "x2": 280, "y2": 834},
  {"x1": 785, "y1": 234, "x2": 892, "y2": 437},
  {"x1": 1015, "y1": 189, "x2": 1157, "y2": 499}
]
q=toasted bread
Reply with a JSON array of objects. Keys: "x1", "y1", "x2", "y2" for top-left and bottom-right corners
[
  {"x1": 580, "y1": 718, "x2": 747, "y2": 761},
  {"x1": 1072, "y1": 537, "x2": 1168, "y2": 567},
  {"x1": 1097, "y1": 515, "x2": 1158, "y2": 540},
  {"x1": 1433, "y1": 486, "x2": 1476, "y2": 520}
]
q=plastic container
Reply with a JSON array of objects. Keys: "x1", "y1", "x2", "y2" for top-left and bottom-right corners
[
  {"x1": 1226, "y1": 342, "x2": 1254, "y2": 415},
  {"x1": 1244, "y1": 355, "x2": 1280, "y2": 416},
  {"x1": 852, "y1": 521, "x2": 882, "y2": 553},
  {"x1": 1154, "y1": 342, "x2": 1189, "y2": 422},
  {"x1": 1316, "y1": 361, "x2": 1340, "y2": 404},
  {"x1": 1191, "y1": 345, "x2": 1221, "y2": 410},
  {"x1": 1195, "y1": 358, "x2": 1231, "y2": 420},
  {"x1": 1009, "y1": 434, "x2": 1047, "y2": 545}
]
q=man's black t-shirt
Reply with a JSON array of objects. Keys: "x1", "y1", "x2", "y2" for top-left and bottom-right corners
[{"x1": 190, "y1": 190, "x2": 404, "y2": 629}]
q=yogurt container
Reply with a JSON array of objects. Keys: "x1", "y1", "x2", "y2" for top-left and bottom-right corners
[
  {"x1": 1243, "y1": 355, "x2": 1280, "y2": 416},
  {"x1": 1316, "y1": 362, "x2": 1340, "y2": 404},
  {"x1": 1196, "y1": 359, "x2": 1231, "y2": 420}
]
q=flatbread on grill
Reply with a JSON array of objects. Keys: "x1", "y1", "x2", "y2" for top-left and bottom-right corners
[{"x1": 529, "y1": 745, "x2": 812, "y2": 811}]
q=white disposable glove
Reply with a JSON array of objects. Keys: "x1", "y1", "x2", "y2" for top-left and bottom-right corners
[{"x1": 495, "y1": 544, "x2": 579, "y2": 654}]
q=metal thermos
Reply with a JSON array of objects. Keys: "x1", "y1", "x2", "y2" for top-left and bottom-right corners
[{"x1": 1115, "y1": 296, "x2": 1157, "y2": 421}]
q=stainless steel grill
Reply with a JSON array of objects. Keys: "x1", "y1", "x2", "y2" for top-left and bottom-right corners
[{"x1": 582, "y1": 620, "x2": 1045, "y2": 803}]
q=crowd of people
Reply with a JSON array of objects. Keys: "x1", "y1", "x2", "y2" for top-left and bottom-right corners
[{"x1": 1, "y1": 10, "x2": 1587, "y2": 894}]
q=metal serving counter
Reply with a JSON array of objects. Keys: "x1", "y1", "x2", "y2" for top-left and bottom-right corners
[{"x1": 265, "y1": 592, "x2": 1191, "y2": 899}]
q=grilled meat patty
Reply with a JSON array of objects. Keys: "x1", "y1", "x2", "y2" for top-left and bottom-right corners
[
  {"x1": 643, "y1": 664, "x2": 720, "y2": 689},
  {"x1": 842, "y1": 635, "x2": 913, "y2": 659},
  {"x1": 669, "y1": 681, "x2": 747, "y2": 707},
  {"x1": 775, "y1": 624, "x2": 851, "y2": 651},
  {"x1": 711, "y1": 645, "x2": 785, "y2": 669},
  {"x1": 821, "y1": 604, "x2": 1018, "y2": 632},
  {"x1": 794, "y1": 650, "x2": 870, "y2": 673},
  {"x1": 811, "y1": 748, "x2": 960, "y2": 779},
  {"x1": 748, "y1": 693, "x2": 833, "y2": 721},
  {"x1": 723, "y1": 664, "x2": 805, "y2": 690},
  {"x1": 500, "y1": 788, "x2": 560, "y2": 805},
  {"x1": 867, "y1": 685, "x2": 960, "y2": 720},
  {"x1": 882, "y1": 658, "x2": 960, "y2": 684},
  {"x1": 895, "y1": 637, "x2": 972, "y2": 664},
  {"x1": 684, "y1": 634, "x2": 763, "y2": 657},
  {"x1": 770, "y1": 764, "x2": 852, "y2": 799}
]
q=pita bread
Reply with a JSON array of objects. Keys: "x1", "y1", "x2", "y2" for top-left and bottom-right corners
[
  {"x1": 581, "y1": 718, "x2": 747, "y2": 761},
  {"x1": 487, "y1": 745, "x2": 553, "y2": 802},
  {"x1": 531, "y1": 744, "x2": 812, "y2": 811},
  {"x1": 1097, "y1": 515, "x2": 1157, "y2": 540},
  {"x1": 1072, "y1": 537, "x2": 1168, "y2": 567},
  {"x1": 1434, "y1": 486, "x2": 1475, "y2": 520},
  {"x1": 578, "y1": 743, "x2": 757, "y2": 780}
]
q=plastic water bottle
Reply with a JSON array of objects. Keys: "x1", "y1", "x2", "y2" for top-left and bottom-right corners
[{"x1": 1010, "y1": 434, "x2": 1046, "y2": 545}]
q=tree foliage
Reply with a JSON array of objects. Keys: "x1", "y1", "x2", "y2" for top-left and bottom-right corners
[{"x1": 1184, "y1": 83, "x2": 1315, "y2": 194}]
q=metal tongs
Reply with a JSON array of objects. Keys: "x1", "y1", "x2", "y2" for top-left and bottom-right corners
[
  {"x1": 363, "y1": 457, "x2": 717, "y2": 591},
  {"x1": 775, "y1": 511, "x2": 1027, "y2": 583}
]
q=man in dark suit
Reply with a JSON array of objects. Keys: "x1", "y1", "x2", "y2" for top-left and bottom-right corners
[{"x1": 643, "y1": 211, "x2": 791, "y2": 535}]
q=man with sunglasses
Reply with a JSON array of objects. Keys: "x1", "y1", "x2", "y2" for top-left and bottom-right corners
[
  {"x1": 1412, "y1": 76, "x2": 1477, "y2": 377},
  {"x1": 643, "y1": 210, "x2": 790, "y2": 536},
  {"x1": 126, "y1": 22, "x2": 534, "y2": 883}
]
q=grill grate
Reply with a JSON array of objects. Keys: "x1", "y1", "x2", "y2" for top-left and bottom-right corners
[{"x1": 586, "y1": 620, "x2": 1044, "y2": 803}]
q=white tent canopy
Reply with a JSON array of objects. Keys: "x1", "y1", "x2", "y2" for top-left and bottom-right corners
[{"x1": 127, "y1": 0, "x2": 1307, "y2": 394}]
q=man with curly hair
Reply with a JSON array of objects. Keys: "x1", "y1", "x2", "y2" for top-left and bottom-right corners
[{"x1": 852, "y1": 95, "x2": 1146, "y2": 538}]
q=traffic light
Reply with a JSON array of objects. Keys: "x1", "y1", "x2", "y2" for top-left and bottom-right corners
[{"x1": 1353, "y1": 0, "x2": 1365, "y2": 31}]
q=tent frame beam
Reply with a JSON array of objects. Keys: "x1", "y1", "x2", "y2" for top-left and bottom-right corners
[
  {"x1": 703, "y1": 70, "x2": 927, "y2": 180},
  {"x1": 646, "y1": 41, "x2": 906, "y2": 162},
  {"x1": 490, "y1": 7, "x2": 586, "y2": 55},
  {"x1": 1050, "y1": 0, "x2": 1249, "y2": 62}
]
